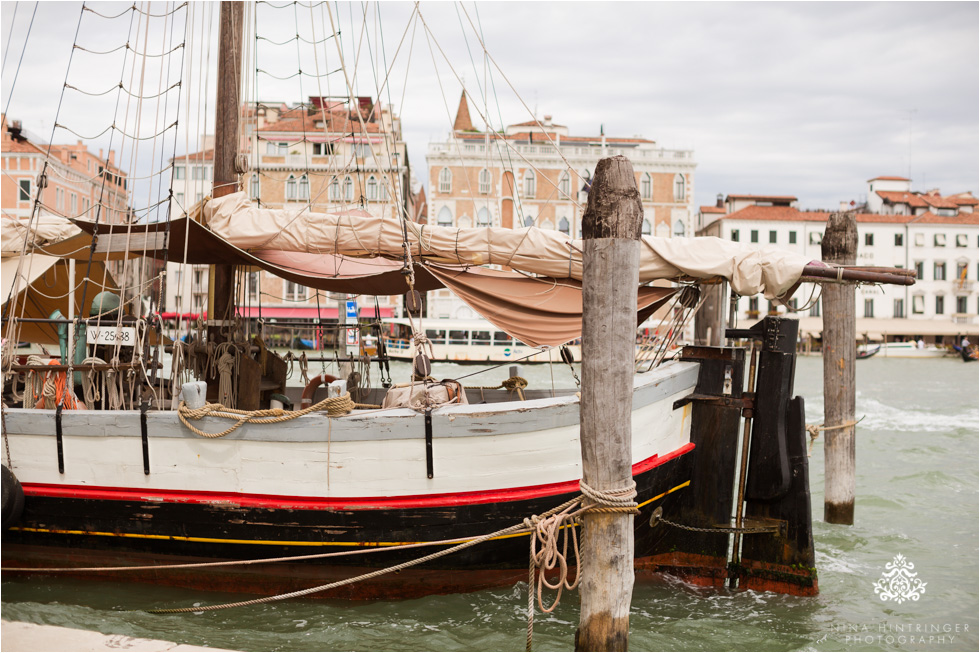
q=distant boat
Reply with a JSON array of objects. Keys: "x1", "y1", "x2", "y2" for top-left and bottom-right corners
[
  {"x1": 856, "y1": 344, "x2": 880, "y2": 359},
  {"x1": 961, "y1": 346, "x2": 978, "y2": 363},
  {"x1": 873, "y1": 341, "x2": 951, "y2": 359}
]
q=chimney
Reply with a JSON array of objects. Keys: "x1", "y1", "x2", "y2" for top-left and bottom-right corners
[
  {"x1": 543, "y1": 114, "x2": 552, "y2": 128},
  {"x1": 108, "y1": 149, "x2": 115, "y2": 165},
  {"x1": 716, "y1": 193, "x2": 724, "y2": 209}
]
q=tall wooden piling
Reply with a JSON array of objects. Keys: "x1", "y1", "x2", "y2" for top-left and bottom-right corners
[
  {"x1": 821, "y1": 212, "x2": 858, "y2": 525},
  {"x1": 575, "y1": 156, "x2": 643, "y2": 652}
]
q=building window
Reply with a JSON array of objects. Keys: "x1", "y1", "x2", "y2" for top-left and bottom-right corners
[
  {"x1": 192, "y1": 166, "x2": 208, "y2": 180},
  {"x1": 895, "y1": 233, "x2": 904, "y2": 246},
  {"x1": 956, "y1": 261, "x2": 969, "y2": 282},
  {"x1": 298, "y1": 174, "x2": 310, "y2": 201},
  {"x1": 18, "y1": 179, "x2": 30, "y2": 201},
  {"x1": 477, "y1": 207, "x2": 491, "y2": 228},
  {"x1": 809, "y1": 298, "x2": 821, "y2": 318},
  {"x1": 864, "y1": 298, "x2": 874, "y2": 318},
  {"x1": 674, "y1": 220, "x2": 685, "y2": 237},
  {"x1": 174, "y1": 166, "x2": 184, "y2": 180},
  {"x1": 934, "y1": 233, "x2": 946, "y2": 247},
  {"x1": 750, "y1": 230, "x2": 759, "y2": 243},
  {"x1": 278, "y1": 142, "x2": 288, "y2": 155},
  {"x1": 788, "y1": 231, "x2": 797, "y2": 244},
  {"x1": 673, "y1": 174, "x2": 685, "y2": 201},
  {"x1": 523, "y1": 170, "x2": 536, "y2": 198},
  {"x1": 479, "y1": 169, "x2": 491, "y2": 194},
  {"x1": 642, "y1": 220, "x2": 652, "y2": 236},
  {"x1": 343, "y1": 176, "x2": 354, "y2": 202},
  {"x1": 955, "y1": 234, "x2": 968, "y2": 247},
  {"x1": 247, "y1": 272, "x2": 260, "y2": 301},
  {"x1": 809, "y1": 232, "x2": 823, "y2": 245},
  {"x1": 438, "y1": 168, "x2": 452, "y2": 193},
  {"x1": 956, "y1": 296, "x2": 968, "y2": 313},
  {"x1": 731, "y1": 229, "x2": 740, "y2": 242},
  {"x1": 640, "y1": 173, "x2": 652, "y2": 199},
  {"x1": 312, "y1": 142, "x2": 334, "y2": 156},
  {"x1": 265, "y1": 141, "x2": 276, "y2": 155},
  {"x1": 437, "y1": 207, "x2": 453, "y2": 227},
  {"x1": 769, "y1": 230, "x2": 777, "y2": 244},
  {"x1": 286, "y1": 175, "x2": 297, "y2": 200},
  {"x1": 249, "y1": 174, "x2": 260, "y2": 199},
  {"x1": 175, "y1": 192, "x2": 184, "y2": 206},
  {"x1": 865, "y1": 233, "x2": 874, "y2": 246},
  {"x1": 893, "y1": 298, "x2": 905, "y2": 318},
  {"x1": 935, "y1": 295, "x2": 945, "y2": 315},
  {"x1": 913, "y1": 233, "x2": 924, "y2": 247},
  {"x1": 558, "y1": 216, "x2": 570, "y2": 235},
  {"x1": 329, "y1": 177, "x2": 340, "y2": 200},
  {"x1": 914, "y1": 261, "x2": 924, "y2": 280},
  {"x1": 560, "y1": 173, "x2": 570, "y2": 198},
  {"x1": 71, "y1": 194, "x2": 77, "y2": 214},
  {"x1": 366, "y1": 176, "x2": 378, "y2": 201},
  {"x1": 934, "y1": 261, "x2": 946, "y2": 281},
  {"x1": 524, "y1": 215, "x2": 535, "y2": 227},
  {"x1": 912, "y1": 295, "x2": 924, "y2": 315},
  {"x1": 285, "y1": 281, "x2": 306, "y2": 301},
  {"x1": 748, "y1": 296, "x2": 759, "y2": 315}
]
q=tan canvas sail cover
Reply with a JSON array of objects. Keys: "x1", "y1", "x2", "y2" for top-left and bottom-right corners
[{"x1": 203, "y1": 192, "x2": 811, "y2": 301}]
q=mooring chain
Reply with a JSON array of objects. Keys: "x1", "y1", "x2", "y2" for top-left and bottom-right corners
[{"x1": 656, "y1": 516, "x2": 778, "y2": 535}]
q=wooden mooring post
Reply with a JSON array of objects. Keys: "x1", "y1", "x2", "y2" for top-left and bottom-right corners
[
  {"x1": 821, "y1": 211, "x2": 858, "y2": 525},
  {"x1": 575, "y1": 156, "x2": 643, "y2": 652}
]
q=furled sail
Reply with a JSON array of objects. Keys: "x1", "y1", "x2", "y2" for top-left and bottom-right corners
[{"x1": 202, "y1": 192, "x2": 811, "y2": 301}]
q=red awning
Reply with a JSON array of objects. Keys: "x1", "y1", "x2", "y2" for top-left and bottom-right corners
[
  {"x1": 160, "y1": 311, "x2": 205, "y2": 320},
  {"x1": 236, "y1": 306, "x2": 394, "y2": 319}
]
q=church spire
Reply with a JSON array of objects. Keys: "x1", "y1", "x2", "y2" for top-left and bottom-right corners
[{"x1": 453, "y1": 91, "x2": 474, "y2": 132}]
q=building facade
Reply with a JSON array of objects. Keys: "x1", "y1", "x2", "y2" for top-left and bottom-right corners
[
  {"x1": 424, "y1": 93, "x2": 697, "y2": 318},
  {"x1": 2, "y1": 115, "x2": 129, "y2": 225},
  {"x1": 697, "y1": 176, "x2": 978, "y2": 343}
]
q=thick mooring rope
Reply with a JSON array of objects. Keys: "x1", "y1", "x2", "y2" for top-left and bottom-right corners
[{"x1": 177, "y1": 393, "x2": 357, "y2": 438}]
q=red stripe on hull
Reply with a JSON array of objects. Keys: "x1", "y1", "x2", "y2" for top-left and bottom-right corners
[{"x1": 22, "y1": 442, "x2": 694, "y2": 510}]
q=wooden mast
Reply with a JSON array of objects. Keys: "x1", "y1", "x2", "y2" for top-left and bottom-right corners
[{"x1": 207, "y1": 1, "x2": 244, "y2": 347}]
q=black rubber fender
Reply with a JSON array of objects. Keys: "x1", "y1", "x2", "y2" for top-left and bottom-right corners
[{"x1": 2, "y1": 464, "x2": 24, "y2": 531}]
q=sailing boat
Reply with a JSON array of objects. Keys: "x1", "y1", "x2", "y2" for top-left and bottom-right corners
[{"x1": 1, "y1": 2, "x2": 914, "y2": 602}]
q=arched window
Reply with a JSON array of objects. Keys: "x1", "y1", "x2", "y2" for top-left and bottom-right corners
[
  {"x1": 329, "y1": 177, "x2": 340, "y2": 200},
  {"x1": 477, "y1": 207, "x2": 491, "y2": 228},
  {"x1": 458, "y1": 215, "x2": 472, "y2": 229},
  {"x1": 541, "y1": 219, "x2": 554, "y2": 230},
  {"x1": 298, "y1": 174, "x2": 310, "y2": 201},
  {"x1": 559, "y1": 173, "x2": 570, "y2": 198},
  {"x1": 558, "y1": 217, "x2": 570, "y2": 234},
  {"x1": 673, "y1": 174, "x2": 686, "y2": 201},
  {"x1": 366, "y1": 176, "x2": 378, "y2": 201},
  {"x1": 437, "y1": 206, "x2": 453, "y2": 227},
  {"x1": 343, "y1": 176, "x2": 354, "y2": 201},
  {"x1": 581, "y1": 169, "x2": 592, "y2": 192},
  {"x1": 249, "y1": 174, "x2": 260, "y2": 199},
  {"x1": 286, "y1": 174, "x2": 297, "y2": 201},
  {"x1": 523, "y1": 215, "x2": 535, "y2": 228},
  {"x1": 673, "y1": 219, "x2": 685, "y2": 237},
  {"x1": 523, "y1": 170, "x2": 536, "y2": 198},
  {"x1": 642, "y1": 219, "x2": 652, "y2": 236},
  {"x1": 479, "y1": 169, "x2": 491, "y2": 194},
  {"x1": 439, "y1": 168, "x2": 452, "y2": 193},
  {"x1": 641, "y1": 173, "x2": 652, "y2": 199}
]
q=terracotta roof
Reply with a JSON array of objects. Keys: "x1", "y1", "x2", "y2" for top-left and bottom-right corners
[
  {"x1": 947, "y1": 193, "x2": 979, "y2": 207},
  {"x1": 256, "y1": 105, "x2": 381, "y2": 135},
  {"x1": 918, "y1": 193, "x2": 959, "y2": 210},
  {"x1": 720, "y1": 204, "x2": 978, "y2": 226},
  {"x1": 726, "y1": 194, "x2": 798, "y2": 203},
  {"x1": 170, "y1": 149, "x2": 213, "y2": 163},
  {"x1": 453, "y1": 92, "x2": 474, "y2": 132},
  {"x1": 459, "y1": 132, "x2": 652, "y2": 145},
  {"x1": 700, "y1": 206, "x2": 726, "y2": 214},
  {"x1": 876, "y1": 190, "x2": 929, "y2": 208},
  {"x1": 508, "y1": 119, "x2": 568, "y2": 129},
  {"x1": 909, "y1": 211, "x2": 979, "y2": 226},
  {"x1": 867, "y1": 175, "x2": 910, "y2": 182},
  {"x1": 2, "y1": 137, "x2": 45, "y2": 154}
]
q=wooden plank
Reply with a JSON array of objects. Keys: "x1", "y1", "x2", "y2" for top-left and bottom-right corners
[{"x1": 93, "y1": 231, "x2": 168, "y2": 254}]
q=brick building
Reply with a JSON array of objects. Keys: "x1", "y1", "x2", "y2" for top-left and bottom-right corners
[{"x1": 424, "y1": 93, "x2": 697, "y2": 318}]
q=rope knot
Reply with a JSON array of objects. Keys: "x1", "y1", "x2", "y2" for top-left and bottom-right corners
[{"x1": 579, "y1": 479, "x2": 639, "y2": 513}]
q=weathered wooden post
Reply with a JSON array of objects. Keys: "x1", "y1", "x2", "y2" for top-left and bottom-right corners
[
  {"x1": 821, "y1": 212, "x2": 857, "y2": 525},
  {"x1": 575, "y1": 156, "x2": 643, "y2": 652}
]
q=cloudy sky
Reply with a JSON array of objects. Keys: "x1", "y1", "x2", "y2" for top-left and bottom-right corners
[{"x1": 2, "y1": 1, "x2": 977, "y2": 212}]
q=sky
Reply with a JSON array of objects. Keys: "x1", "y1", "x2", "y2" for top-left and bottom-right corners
[{"x1": 2, "y1": 1, "x2": 978, "y2": 213}]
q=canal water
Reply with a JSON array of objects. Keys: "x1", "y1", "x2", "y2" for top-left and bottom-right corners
[{"x1": 2, "y1": 356, "x2": 977, "y2": 651}]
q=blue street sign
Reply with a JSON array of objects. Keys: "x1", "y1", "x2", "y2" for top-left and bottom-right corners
[{"x1": 346, "y1": 300, "x2": 358, "y2": 320}]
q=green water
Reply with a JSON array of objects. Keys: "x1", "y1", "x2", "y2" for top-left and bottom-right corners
[{"x1": 2, "y1": 357, "x2": 978, "y2": 651}]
